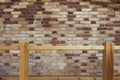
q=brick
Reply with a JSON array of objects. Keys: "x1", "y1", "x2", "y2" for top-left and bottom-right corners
[{"x1": 0, "y1": 0, "x2": 120, "y2": 76}]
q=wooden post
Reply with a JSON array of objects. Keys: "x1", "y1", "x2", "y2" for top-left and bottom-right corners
[
  {"x1": 20, "y1": 42, "x2": 29, "y2": 80},
  {"x1": 103, "y1": 42, "x2": 114, "y2": 80}
]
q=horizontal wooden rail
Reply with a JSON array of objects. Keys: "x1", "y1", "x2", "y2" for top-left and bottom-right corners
[
  {"x1": 0, "y1": 46, "x2": 19, "y2": 50},
  {"x1": 0, "y1": 42, "x2": 120, "y2": 80},
  {"x1": 28, "y1": 45, "x2": 120, "y2": 50},
  {"x1": 0, "y1": 45, "x2": 120, "y2": 50},
  {"x1": 28, "y1": 46, "x2": 104, "y2": 50}
]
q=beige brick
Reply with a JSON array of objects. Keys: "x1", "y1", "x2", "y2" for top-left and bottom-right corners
[
  {"x1": 4, "y1": 8, "x2": 14, "y2": 12},
  {"x1": 12, "y1": 5, "x2": 21, "y2": 8}
]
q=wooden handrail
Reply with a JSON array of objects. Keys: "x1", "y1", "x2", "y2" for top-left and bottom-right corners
[
  {"x1": 0, "y1": 45, "x2": 19, "y2": 50},
  {"x1": 0, "y1": 42, "x2": 120, "y2": 80},
  {"x1": 0, "y1": 45, "x2": 120, "y2": 51},
  {"x1": 28, "y1": 46, "x2": 104, "y2": 50}
]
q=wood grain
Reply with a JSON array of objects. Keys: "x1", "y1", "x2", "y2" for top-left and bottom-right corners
[
  {"x1": 103, "y1": 42, "x2": 114, "y2": 80},
  {"x1": 0, "y1": 46, "x2": 19, "y2": 50},
  {"x1": 28, "y1": 46, "x2": 104, "y2": 50},
  {"x1": 20, "y1": 42, "x2": 29, "y2": 80}
]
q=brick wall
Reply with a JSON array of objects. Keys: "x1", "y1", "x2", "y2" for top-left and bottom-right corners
[{"x1": 0, "y1": 0, "x2": 120, "y2": 76}]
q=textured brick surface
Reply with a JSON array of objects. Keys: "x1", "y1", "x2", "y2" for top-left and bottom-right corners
[{"x1": 0, "y1": 0, "x2": 120, "y2": 76}]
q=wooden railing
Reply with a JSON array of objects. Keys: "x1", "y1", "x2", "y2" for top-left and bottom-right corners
[{"x1": 0, "y1": 42, "x2": 120, "y2": 80}]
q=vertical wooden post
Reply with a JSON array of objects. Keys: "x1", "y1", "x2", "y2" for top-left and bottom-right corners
[
  {"x1": 103, "y1": 42, "x2": 114, "y2": 80},
  {"x1": 20, "y1": 42, "x2": 29, "y2": 80}
]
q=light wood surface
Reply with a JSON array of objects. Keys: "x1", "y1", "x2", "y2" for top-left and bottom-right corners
[
  {"x1": 59, "y1": 77, "x2": 79, "y2": 80},
  {"x1": 79, "y1": 77, "x2": 95, "y2": 80},
  {"x1": 95, "y1": 77, "x2": 102, "y2": 80},
  {"x1": 0, "y1": 46, "x2": 19, "y2": 50},
  {"x1": 32, "y1": 77, "x2": 58, "y2": 80},
  {"x1": 20, "y1": 42, "x2": 29, "y2": 80},
  {"x1": 0, "y1": 44, "x2": 120, "y2": 51},
  {"x1": 28, "y1": 46, "x2": 104, "y2": 50}
]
